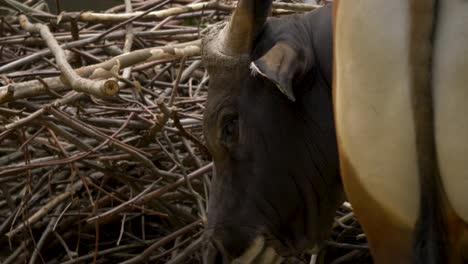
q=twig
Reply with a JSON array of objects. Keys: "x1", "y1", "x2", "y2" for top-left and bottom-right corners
[
  {"x1": 6, "y1": 176, "x2": 93, "y2": 238},
  {"x1": 119, "y1": 219, "x2": 202, "y2": 264},
  {"x1": 165, "y1": 236, "x2": 204, "y2": 264},
  {"x1": 86, "y1": 163, "x2": 212, "y2": 223},
  {"x1": 28, "y1": 203, "x2": 66, "y2": 264},
  {"x1": 329, "y1": 250, "x2": 362, "y2": 264},
  {"x1": 0, "y1": 91, "x2": 83, "y2": 132},
  {"x1": 18, "y1": 15, "x2": 119, "y2": 97},
  {"x1": 0, "y1": 40, "x2": 201, "y2": 103},
  {"x1": 169, "y1": 56, "x2": 187, "y2": 106},
  {"x1": 3, "y1": 241, "x2": 30, "y2": 264},
  {"x1": 78, "y1": 1, "x2": 231, "y2": 23},
  {"x1": 65, "y1": 1, "x2": 319, "y2": 23}
]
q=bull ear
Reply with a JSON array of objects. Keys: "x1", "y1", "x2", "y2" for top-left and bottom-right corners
[{"x1": 251, "y1": 42, "x2": 302, "y2": 102}]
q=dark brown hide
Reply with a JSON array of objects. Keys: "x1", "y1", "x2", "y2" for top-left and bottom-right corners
[{"x1": 202, "y1": 4, "x2": 343, "y2": 263}]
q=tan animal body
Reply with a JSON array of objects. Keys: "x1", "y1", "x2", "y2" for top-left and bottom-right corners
[{"x1": 333, "y1": 0, "x2": 468, "y2": 263}]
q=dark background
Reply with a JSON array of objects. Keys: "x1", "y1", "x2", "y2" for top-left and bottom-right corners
[{"x1": 45, "y1": 0, "x2": 122, "y2": 13}]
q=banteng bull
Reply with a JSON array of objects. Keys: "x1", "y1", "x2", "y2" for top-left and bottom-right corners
[
  {"x1": 334, "y1": 0, "x2": 468, "y2": 263},
  {"x1": 202, "y1": 1, "x2": 343, "y2": 263}
]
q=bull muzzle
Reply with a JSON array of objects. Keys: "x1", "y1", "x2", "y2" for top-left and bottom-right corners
[{"x1": 204, "y1": 235, "x2": 283, "y2": 264}]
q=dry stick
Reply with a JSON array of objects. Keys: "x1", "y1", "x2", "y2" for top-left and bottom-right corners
[
  {"x1": 0, "y1": 1, "x2": 222, "y2": 261},
  {"x1": 0, "y1": 84, "x2": 14, "y2": 103},
  {"x1": 77, "y1": 40, "x2": 201, "y2": 79},
  {"x1": 0, "y1": 149, "x2": 93, "y2": 177},
  {"x1": 59, "y1": 244, "x2": 144, "y2": 264},
  {"x1": 86, "y1": 162, "x2": 213, "y2": 224},
  {"x1": 54, "y1": 0, "x2": 61, "y2": 15},
  {"x1": 28, "y1": 203, "x2": 66, "y2": 264},
  {"x1": 79, "y1": 1, "x2": 230, "y2": 23},
  {"x1": 74, "y1": 1, "x2": 318, "y2": 23},
  {"x1": 0, "y1": 183, "x2": 16, "y2": 212},
  {"x1": 0, "y1": 29, "x2": 185, "y2": 73},
  {"x1": 169, "y1": 56, "x2": 187, "y2": 106},
  {"x1": 3, "y1": 240, "x2": 30, "y2": 264},
  {"x1": 53, "y1": 231, "x2": 76, "y2": 261},
  {"x1": 6, "y1": 175, "x2": 93, "y2": 238},
  {"x1": 324, "y1": 241, "x2": 368, "y2": 250},
  {"x1": 0, "y1": 40, "x2": 201, "y2": 103},
  {"x1": 143, "y1": 99, "x2": 172, "y2": 145},
  {"x1": 116, "y1": 213, "x2": 127, "y2": 246},
  {"x1": 45, "y1": 107, "x2": 176, "y2": 178},
  {"x1": 69, "y1": 48, "x2": 103, "y2": 63},
  {"x1": 160, "y1": 131, "x2": 206, "y2": 222},
  {"x1": 18, "y1": 15, "x2": 119, "y2": 98},
  {"x1": 0, "y1": 37, "x2": 90, "y2": 73},
  {"x1": 170, "y1": 237, "x2": 182, "y2": 260},
  {"x1": 93, "y1": 0, "x2": 171, "y2": 43},
  {"x1": 119, "y1": 219, "x2": 202, "y2": 264},
  {"x1": 333, "y1": 212, "x2": 355, "y2": 229},
  {"x1": 329, "y1": 250, "x2": 362, "y2": 264},
  {"x1": 181, "y1": 136, "x2": 211, "y2": 207},
  {"x1": 31, "y1": 1, "x2": 49, "y2": 13},
  {"x1": 86, "y1": 175, "x2": 166, "y2": 224},
  {"x1": 123, "y1": 0, "x2": 135, "y2": 54},
  {"x1": 0, "y1": 28, "x2": 198, "y2": 45},
  {"x1": 0, "y1": 0, "x2": 170, "y2": 73},
  {"x1": 0, "y1": 110, "x2": 174, "y2": 179},
  {"x1": 119, "y1": 0, "x2": 135, "y2": 95},
  {"x1": 180, "y1": 60, "x2": 202, "y2": 83},
  {"x1": 134, "y1": 0, "x2": 169, "y2": 11},
  {"x1": 151, "y1": 230, "x2": 203, "y2": 261},
  {"x1": 44, "y1": 121, "x2": 94, "y2": 152},
  {"x1": 150, "y1": 15, "x2": 174, "y2": 31},
  {"x1": 172, "y1": 111, "x2": 210, "y2": 159},
  {"x1": 52, "y1": 200, "x2": 75, "y2": 232},
  {"x1": 165, "y1": 132, "x2": 207, "y2": 225},
  {"x1": 84, "y1": 177, "x2": 167, "y2": 217},
  {"x1": 165, "y1": 236, "x2": 204, "y2": 264},
  {"x1": 273, "y1": 2, "x2": 320, "y2": 12},
  {"x1": 0, "y1": 91, "x2": 83, "y2": 132},
  {"x1": 2, "y1": 0, "x2": 53, "y2": 19}
]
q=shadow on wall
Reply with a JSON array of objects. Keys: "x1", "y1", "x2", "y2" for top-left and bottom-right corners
[{"x1": 45, "y1": 0, "x2": 122, "y2": 13}]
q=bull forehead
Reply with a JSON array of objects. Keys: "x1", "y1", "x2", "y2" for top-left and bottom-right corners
[{"x1": 202, "y1": 25, "x2": 251, "y2": 68}]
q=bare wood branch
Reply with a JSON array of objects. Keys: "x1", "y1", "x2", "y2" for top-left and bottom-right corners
[
  {"x1": 65, "y1": 1, "x2": 319, "y2": 23},
  {"x1": 0, "y1": 40, "x2": 201, "y2": 103},
  {"x1": 119, "y1": 219, "x2": 202, "y2": 264},
  {"x1": 78, "y1": 1, "x2": 231, "y2": 23},
  {"x1": 18, "y1": 15, "x2": 119, "y2": 98},
  {"x1": 6, "y1": 177, "x2": 89, "y2": 238}
]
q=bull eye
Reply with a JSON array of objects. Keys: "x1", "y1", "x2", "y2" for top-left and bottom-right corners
[{"x1": 220, "y1": 116, "x2": 239, "y2": 149}]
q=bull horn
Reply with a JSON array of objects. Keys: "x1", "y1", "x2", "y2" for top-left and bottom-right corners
[{"x1": 221, "y1": 0, "x2": 272, "y2": 56}]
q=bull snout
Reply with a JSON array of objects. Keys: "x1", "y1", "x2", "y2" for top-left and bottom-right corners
[{"x1": 204, "y1": 228, "x2": 283, "y2": 264}]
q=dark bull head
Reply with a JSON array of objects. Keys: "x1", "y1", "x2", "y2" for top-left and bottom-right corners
[{"x1": 202, "y1": 2, "x2": 343, "y2": 263}]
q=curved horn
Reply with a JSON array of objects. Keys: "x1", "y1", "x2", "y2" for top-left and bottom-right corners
[{"x1": 222, "y1": 0, "x2": 272, "y2": 55}]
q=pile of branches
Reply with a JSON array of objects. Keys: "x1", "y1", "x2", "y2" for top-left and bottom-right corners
[{"x1": 0, "y1": 0, "x2": 370, "y2": 263}]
